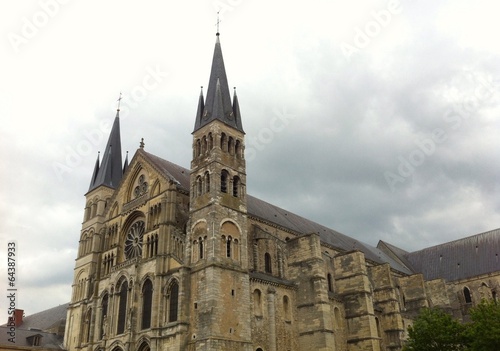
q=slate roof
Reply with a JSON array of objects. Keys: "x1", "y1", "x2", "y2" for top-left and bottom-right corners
[
  {"x1": 401, "y1": 228, "x2": 500, "y2": 281},
  {"x1": 16, "y1": 303, "x2": 69, "y2": 332},
  {"x1": 0, "y1": 328, "x2": 64, "y2": 349},
  {"x1": 88, "y1": 112, "x2": 124, "y2": 192},
  {"x1": 193, "y1": 34, "x2": 244, "y2": 133},
  {"x1": 140, "y1": 151, "x2": 413, "y2": 274},
  {"x1": 0, "y1": 303, "x2": 68, "y2": 348}
]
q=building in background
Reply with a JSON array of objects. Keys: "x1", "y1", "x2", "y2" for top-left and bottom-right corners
[
  {"x1": 64, "y1": 32, "x2": 500, "y2": 351},
  {"x1": 0, "y1": 305, "x2": 67, "y2": 350}
]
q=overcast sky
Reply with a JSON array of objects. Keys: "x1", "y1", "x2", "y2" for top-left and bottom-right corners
[{"x1": 1, "y1": 0, "x2": 499, "y2": 318}]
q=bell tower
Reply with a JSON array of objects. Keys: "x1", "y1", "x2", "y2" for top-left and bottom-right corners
[{"x1": 187, "y1": 32, "x2": 252, "y2": 351}]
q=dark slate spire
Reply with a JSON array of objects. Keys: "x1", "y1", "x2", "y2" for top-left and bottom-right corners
[
  {"x1": 89, "y1": 152, "x2": 100, "y2": 189},
  {"x1": 123, "y1": 151, "x2": 129, "y2": 174},
  {"x1": 88, "y1": 110, "x2": 123, "y2": 192},
  {"x1": 232, "y1": 87, "x2": 243, "y2": 131},
  {"x1": 195, "y1": 86, "x2": 205, "y2": 124},
  {"x1": 193, "y1": 34, "x2": 244, "y2": 133}
]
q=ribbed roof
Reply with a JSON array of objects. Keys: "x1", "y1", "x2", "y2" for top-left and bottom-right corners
[
  {"x1": 16, "y1": 303, "x2": 68, "y2": 331},
  {"x1": 140, "y1": 152, "x2": 412, "y2": 274},
  {"x1": 193, "y1": 34, "x2": 243, "y2": 133},
  {"x1": 88, "y1": 111, "x2": 123, "y2": 192},
  {"x1": 403, "y1": 228, "x2": 500, "y2": 281}
]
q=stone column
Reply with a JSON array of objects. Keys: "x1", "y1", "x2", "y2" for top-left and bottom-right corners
[{"x1": 267, "y1": 287, "x2": 277, "y2": 351}]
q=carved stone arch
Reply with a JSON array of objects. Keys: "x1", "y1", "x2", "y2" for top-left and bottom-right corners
[
  {"x1": 150, "y1": 179, "x2": 161, "y2": 197},
  {"x1": 109, "y1": 201, "x2": 119, "y2": 219},
  {"x1": 139, "y1": 273, "x2": 155, "y2": 288},
  {"x1": 75, "y1": 269, "x2": 87, "y2": 283},
  {"x1": 115, "y1": 274, "x2": 130, "y2": 289},
  {"x1": 126, "y1": 163, "x2": 144, "y2": 201},
  {"x1": 136, "y1": 338, "x2": 151, "y2": 351},
  {"x1": 164, "y1": 277, "x2": 180, "y2": 323},
  {"x1": 109, "y1": 340, "x2": 125, "y2": 351},
  {"x1": 99, "y1": 289, "x2": 110, "y2": 300},
  {"x1": 220, "y1": 220, "x2": 241, "y2": 259},
  {"x1": 192, "y1": 220, "x2": 208, "y2": 260}
]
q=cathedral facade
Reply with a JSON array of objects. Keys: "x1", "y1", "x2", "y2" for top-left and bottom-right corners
[{"x1": 64, "y1": 33, "x2": 500, "y2": 351}]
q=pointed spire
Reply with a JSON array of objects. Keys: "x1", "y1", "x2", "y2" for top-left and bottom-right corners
[
  {"x1": 88, "y1": 152, "x2": 100, "y2": 190},
  {"x1": 195, "y1": 86, "x2": 205, "y2": 123},
  {"x1": 193, "y1": 34, "x2": 244, "y2": 133},
  {"x1": 123, "y1": 151, "x2": 129, "y2": 174},
  {"x1": 88, "y1": 100, "x2": 124, "y2": 192},
  {"x1": 232, "y1": 87, "x2": 243, "y2": 131}
]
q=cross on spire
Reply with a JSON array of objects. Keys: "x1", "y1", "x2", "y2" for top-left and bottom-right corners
[
  {"x1": 216, "y1": 11, "x2": 221, "y2": 35},
  {"x1": 117, "y1": 92, "x2": 122, "y2": 111}
]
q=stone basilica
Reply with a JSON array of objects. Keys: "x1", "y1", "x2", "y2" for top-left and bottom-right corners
[{"x1": 64, "y1": 33, "x2": 500, "y2": 351}]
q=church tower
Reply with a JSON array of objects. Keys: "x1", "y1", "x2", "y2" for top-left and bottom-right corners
[
  {"x1": 187, "y1": 32, "x2": 252, "y2": 350},
  {"x1": 65, "y1": 109, "x2": 126, "y2": 351}
]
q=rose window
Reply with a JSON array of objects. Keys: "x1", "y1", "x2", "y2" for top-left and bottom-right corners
[
  {"x1": 124, "y1": 220, "x2": 145, "y2": 259},
  {"x1": 134, "y1": 174, "x2": 148, "y2": 198}
]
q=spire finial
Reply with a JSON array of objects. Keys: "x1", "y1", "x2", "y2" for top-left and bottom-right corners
[
  {"x1": 117, "y1": 92, "x2": 122, "y2": 111},
  {"x1": 140, "y1": 138, "x2": 145, "y2": 149},
  {"x1": 216, "y1": 11, "x2": 221, "y2": 35}
]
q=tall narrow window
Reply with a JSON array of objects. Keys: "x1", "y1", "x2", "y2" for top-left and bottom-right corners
[
  {"x1": 464, "y1": 287, "x2": 472, "y2": 303},
  {"x1": 220, "y1": 133, "x2": 227, "y2": 151},
  {"x1": 197, "y1": 176, "x2": 202, "y2": 197},
  {"x1": 196, "y1": 139, "x2": 201, "y2": 157},
  {"x1": 141, "y1": 280, "x2": 153, "y2": 329},
  {"x1": 327, "y1": 273, "x2": 334, "y2": 292},
  {"x1": 204, "y1": 172, "x2": 210, "y2": 193},
  {"x1": 233, "y1": 176, "x2": 240, "y2": 197},
  {"x1": 221, "y1": 170, "x2": 228, "y2": 193},
  {"x1": 168, "y1": 281, "x2": 179, "y2": 322},
  {"x1": 283, "y1": 295, "x2": 291, "y2": 321},
  {"x1": 235, "y1": 140, "x2": 241, "y2": 158},
  {"x1": 265, "y1": 253, "x2": 272, "y2": 274},
  {"x1": 100, "y1": 294, "x2": 108, "y2": 339},
  {"x1": 253, "y1": 289, "x2": 262, "y2": 316},
  {"x1": 228, "y1": 137, "x2": 234, "y2": 155},
  {"x1": 199, "y1": 238, "x2": 204, "y2": 259},
  {"x1": 226, "y1": 236, "x2": 232, "y2": 258},
  {"x1": 117, "y1": 280, "x2": 128, "y2": 334}
]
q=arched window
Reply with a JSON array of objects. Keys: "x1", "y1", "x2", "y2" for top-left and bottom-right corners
[
  {"x1": 233, "y1": 176, "x2": 240, "y2": 197},
  {"x1": 226, "y1": 236, "x2": 232, "y2": 258},
  {"x1": 202, "y1": 136, "x2": 207, "y2": 154},
  {"x1": 220, "y1": 133, "x2": 227, "y2": 151},
  {"x1": 199, "y1": 238, "x2": 204, "y2": 259},
  {"x1": 196, "y1": 176, "x2": 202, "y2": 196},
  {"x1": 228, "y1": 136, "x2": 234, "y2": 155},
  {"x1": 204, "y1": 171, "x2": 210, "y2": 193},
  {"x1": 327, "y1": 273, "x2": 334, "y2": 292},
  {"x1": 141, "y1": 279, "x2": 153, "y2": 329},
  {"x1": 99, "y1": 294, "x2": 108, "y2": 339},
  {"x1": 221, "y1": 170, "x2": 229, "y2": 193},
  {"x1": 168, "y1": 281, "x2": 179, "y2": 323},
  {"x1": 265, "y1": 253, "x2": 272, "y2": 274},
  {"x1": 464, "y1": 286, "x2": 472, "y2": 303},
  {"x1": 235, "y1": 140, "x2": 241, "y2": 158},
  {"x1": 253, "y1": 289, "x2": 262, "y2": 316},
  {"x1": 208, "y1": 133, "x2": 213, "y2": 150},
  {"x1": 138, "y1": 342, "x2": 151, "y2": 351},
  {"x1": 283, "y1": 295, "x2": 291, "y2": 321},
  {"x1": 334, "y1": 307, "x2": 342, "y2": 327},
  {"x1": 117, "y1": 280, "x2": 128, "y2": 334},
  {"x1": 196, "y1": 139, "x2": 201, "y2": 157}
]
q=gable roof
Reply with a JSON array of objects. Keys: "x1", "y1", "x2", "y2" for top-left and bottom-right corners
[
  {"x1": 402, "y1": 228, "x2": 500, "y2": 281},
  {"x1": 16, "y1": 303, "x2": 69, "y2": 332},
  {"x1": 140, "y1": 151, "x2": 413, "y2": 274}
]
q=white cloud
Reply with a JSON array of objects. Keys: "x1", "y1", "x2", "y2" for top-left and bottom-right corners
[{"x1": 0, "y1": 0, "x2": 499, "y2": 318}]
